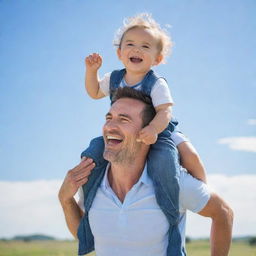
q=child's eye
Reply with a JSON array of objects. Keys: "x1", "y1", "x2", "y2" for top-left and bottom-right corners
[
  {"x1": 127, "y1": 43, "x2": 134, "y2": 46},
  {"x1": 142, "y1": 45, "x2": 150, "y2": 49}
]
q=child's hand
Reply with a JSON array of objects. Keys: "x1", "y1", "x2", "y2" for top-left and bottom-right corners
[
  {"x1": 137, "y1": 125, "x2": 158, "y2": 145},
  {"x1": 85, "y1": 53, "x2": 102, "y2": 71}
]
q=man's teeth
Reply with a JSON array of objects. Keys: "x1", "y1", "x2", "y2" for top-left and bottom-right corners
[{"x1": 107, "y1": 135, "x2": 121, "y2": 140}]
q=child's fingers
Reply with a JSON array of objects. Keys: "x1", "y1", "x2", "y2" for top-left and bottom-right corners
[
  {"x1": 85, "y1": 53, "x2": 102, "y2": 69},
  {"x1": 137, "y1": 138, "x2": 149, "y2": 145},
  {"x1": 138, "y1": 130, "x2": 146, "y2": 138},
  {"x1": 85, "y1": 56, "x2": 102, "y2": 69},
  {"x1": 85, "y1": 55, "x2": 95, "y2": 66},
  {"x1": 85, "y1": 56, "x2": 92, "y2": 65},
  {"x1": 92, "y1": 52, "x2": 99, "y2": 58},
  {"x1": 136, "y1": 138, "x2": 145, "y2": 144},
  {"x1": 91, "y1": 53, "x2": 101, "y2": 63},
  {"x1": 137, "y1": 133, "x2": 147, "y2": 142},
  {"x1": 136, "y1": 133, "x2": 143, "y2": 142},
  {"x1": 140, "y1": 133, "x2": 157, "y2": 145},
  {"x1": 92, "y1": 53, "x2": 98, "y2": 62}
]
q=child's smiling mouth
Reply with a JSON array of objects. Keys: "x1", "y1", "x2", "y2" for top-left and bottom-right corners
[{"x1": 130, "y1": 57, "x2": 143, "y2": 63}]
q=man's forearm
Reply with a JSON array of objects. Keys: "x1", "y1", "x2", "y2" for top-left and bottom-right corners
[
  {"x1": 199, "y1": 193, "x2": 233, "y2": 256},
  {"x1": 210, "y1": 206, "x2": 233, "y2": 256},
  {"x1": 59, "y1": 197, "x2": 83, "y2": 239}
]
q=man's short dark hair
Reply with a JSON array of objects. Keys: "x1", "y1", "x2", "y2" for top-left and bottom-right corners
[{"x1": 111, "y1": 87, "x2": 156, "y2": 127}]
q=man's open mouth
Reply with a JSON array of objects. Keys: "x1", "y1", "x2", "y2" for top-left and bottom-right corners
[
  {"x1": 106, "y1": 135, "x2": 123, "y2": 145},
  {"x1": 130, "y1": 57, "x2": 143, "y2": 63}
]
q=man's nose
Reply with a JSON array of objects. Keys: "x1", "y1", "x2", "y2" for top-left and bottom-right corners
[{"x1": 104, "y1": 120, "x2": 118, "y2": 131}]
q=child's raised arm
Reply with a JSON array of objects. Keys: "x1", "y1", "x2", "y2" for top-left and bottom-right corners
[
  {"x1": 137, "y1": 103, "x2": 172, "y2": 145},
  {"x1": 85, "y1": 53, "x2": 105, "y2": 99}
]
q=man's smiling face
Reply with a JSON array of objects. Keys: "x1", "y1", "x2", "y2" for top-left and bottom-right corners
[{"x1": 103, "y1": 97, "x2": 145, "y2": 164}]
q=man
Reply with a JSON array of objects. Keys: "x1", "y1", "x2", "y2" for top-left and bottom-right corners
[{"x1": 59, "y1": 87, "x2": 233, "y2": 256}]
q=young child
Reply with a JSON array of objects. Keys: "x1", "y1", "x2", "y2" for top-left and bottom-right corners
[{"x1": 83, "y1": 13, "x2": 207, "y2": 183}]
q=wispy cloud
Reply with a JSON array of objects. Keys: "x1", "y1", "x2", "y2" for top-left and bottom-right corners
[
  {"x1": 1, "y1": 175, "x2": 256, "y2": 239},
  {"x1": 248, "y1": 119, "x2": 256, "y2": 125},
  {"x1": 218, "y1": 137, "x2": 256, "y2": 153}
]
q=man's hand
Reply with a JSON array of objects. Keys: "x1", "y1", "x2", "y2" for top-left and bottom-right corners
[
  {"x1": 137, "y1": 125, "x2": 158, "y2": 145},
  {"x1": 58, "y1": 157, "x2": 95, "y2": 239},
  {"x1": 85, "y1": 53, "x2": 102, "y2": 72},
  {"x1": 58, "y1": 157, "x2": 95, "y2": 204}
]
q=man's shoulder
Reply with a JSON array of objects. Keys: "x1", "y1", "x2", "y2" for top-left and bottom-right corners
[{"x1": 179, "y1": 169, "x2": 208, "y2": 193}]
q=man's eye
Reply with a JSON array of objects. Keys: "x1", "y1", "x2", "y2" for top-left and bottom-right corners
[
  {"x1": 127, "y1": 43, "x2": 134, "y2": 46},
  {"x1": 142, "y1": 45, "x2": 149, "y2": 49},
  {"x1": 121, "y1": 118, "x2": 128, "y2": 122}
]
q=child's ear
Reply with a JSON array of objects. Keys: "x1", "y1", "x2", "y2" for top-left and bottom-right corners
[
  {"x1": 154, "y1": 54, "x2": 163, "y2": 65},
  {"x1": 116, "y1": 48, "x2": 121, "y2": 59}
]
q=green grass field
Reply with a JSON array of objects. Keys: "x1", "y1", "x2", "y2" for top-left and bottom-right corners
[{"x1": 0, "y1": 240, "x2": 255, "y2": 256}]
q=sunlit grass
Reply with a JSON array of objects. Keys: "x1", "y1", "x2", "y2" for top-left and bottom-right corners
[
  {"x1": 0, "y1": 240, "x2": 255, "y2": 256},
  {"x1": 0, "y1": 240, "x2": 77, "y2": 256}
]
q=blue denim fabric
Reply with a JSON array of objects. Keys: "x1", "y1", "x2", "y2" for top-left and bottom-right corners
[
  {"x1": 147, "y1": 123, "x2": 183, "y2": 255},
  {"x1": 81, "y1": 136, "x2": 106, "y2": 168},
  {"x1": 77, "y1": 147, "x2": 107, "y2": 255},
  {"x1": 78, "y1": 69, "x2": 185, "y2": 255}
]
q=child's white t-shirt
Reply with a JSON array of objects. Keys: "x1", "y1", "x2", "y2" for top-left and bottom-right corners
[{"x1": 99, "y1": 72, "x2": 174, "y2": 107}]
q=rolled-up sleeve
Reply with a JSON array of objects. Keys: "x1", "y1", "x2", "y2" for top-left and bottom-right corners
[{"x1": 179, "y1": 170, "x2": 211, "y2": 213}]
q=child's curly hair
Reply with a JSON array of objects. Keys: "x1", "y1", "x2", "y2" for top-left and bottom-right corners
[{"x1": 114, "y1": 13, "x2": 173, "y2": 63}]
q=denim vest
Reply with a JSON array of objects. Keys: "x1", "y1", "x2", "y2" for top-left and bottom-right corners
[{"x1": 77, "y1": 69, "x2": 185, "y2": 255}]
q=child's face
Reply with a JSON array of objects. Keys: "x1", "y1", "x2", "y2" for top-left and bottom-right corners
[{"x1": 117, "y1": 27, "x2": 163, "y2": 75}]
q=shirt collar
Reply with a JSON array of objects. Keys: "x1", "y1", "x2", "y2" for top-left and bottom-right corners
[
  {"x1": 101, "y1": 163, "x2": 111, "y2": 191},
  {"x1": 101, "y1": 162, "x2": 152, "y2": 191},
  {"x1": 139, "y1": 163, "x2": 152, "y2": 186}
]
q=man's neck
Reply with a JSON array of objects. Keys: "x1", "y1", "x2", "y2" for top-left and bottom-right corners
[{"x1": 108, "y1": 158, "x2": 147, "y2": 202}]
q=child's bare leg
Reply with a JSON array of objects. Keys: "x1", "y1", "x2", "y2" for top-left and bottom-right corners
[{"x1": 177, "y1": 141, "x2": 207, "y2": 183}]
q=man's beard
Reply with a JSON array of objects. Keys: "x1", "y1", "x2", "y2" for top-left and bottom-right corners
[{"x1": 103, "y1": 140, "x2": 140, "y2": 165}]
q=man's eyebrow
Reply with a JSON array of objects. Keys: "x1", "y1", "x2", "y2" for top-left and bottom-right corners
[
  {"x1": 105, "y1": 112, "x2": 133, "y2": 120},
  {"x1": 119, "y1": 113, "x2": 132, "y2": 120}
]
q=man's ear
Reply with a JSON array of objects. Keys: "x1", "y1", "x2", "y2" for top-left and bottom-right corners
[
  {"x1": 117, "y1": 48, "x2": 121, "y2": 59},
  {"x1": 154, "y1": 54, "x2": 163, "y2": 65}
]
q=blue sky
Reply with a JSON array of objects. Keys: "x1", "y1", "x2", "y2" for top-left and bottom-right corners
[{"x1": 0, "y1": 0, "x2": 255, "y2": 239}]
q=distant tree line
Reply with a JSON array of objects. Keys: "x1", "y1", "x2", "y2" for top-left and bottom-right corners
[
  {"x1": 249, "y1": 237, "x2": 256, "y2": 246},
  {"x1": 0, "y1": 234, "x2": 55, "y2": 242}
]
